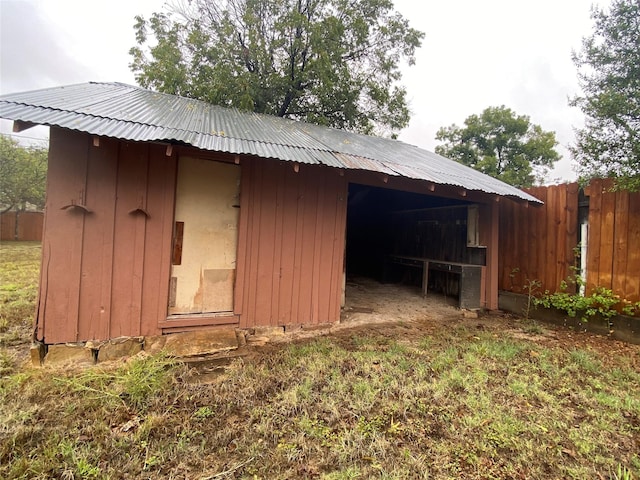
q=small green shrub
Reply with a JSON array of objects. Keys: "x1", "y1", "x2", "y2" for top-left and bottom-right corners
[{"x1": 536, "y1": 279, "x2": 623, "y2": 323}]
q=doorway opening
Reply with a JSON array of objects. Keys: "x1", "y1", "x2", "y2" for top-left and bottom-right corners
[{"x1": 344, "y1": 183, "x2": 485, "y2": 310}]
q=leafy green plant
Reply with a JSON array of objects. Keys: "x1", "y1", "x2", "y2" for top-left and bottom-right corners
[
  {"x1": 621, "y1": 301, "x2": 640, "y2": 317},
  {"x1": 533, "y1": 243, "x2": 639, "y2": 321},
  {"x1": 536, "y1": 278, "x2": 622, "y2": 323}
]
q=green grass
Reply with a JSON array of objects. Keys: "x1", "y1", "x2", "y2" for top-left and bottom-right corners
[
  {"x1": 1, "y1": 328, "x2": 639, "y2": 479},
  {"x1": 1, "y1": 241, "x2": 639, "y2": 479},
  {"x1": 0, "y1": 241, "x2": 41, "y2": 342}
]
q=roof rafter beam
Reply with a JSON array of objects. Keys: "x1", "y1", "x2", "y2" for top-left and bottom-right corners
[{"x1": 13, "y1": 120, "x2": 38, "y2": 133}]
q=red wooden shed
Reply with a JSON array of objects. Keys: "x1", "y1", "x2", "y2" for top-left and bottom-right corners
[{"x1": 0, "y1": 83, "x2": 541, "y2": 346}]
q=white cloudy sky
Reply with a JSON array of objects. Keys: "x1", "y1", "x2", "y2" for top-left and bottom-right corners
[{"x1": 0, "y1": 0, "x2": 603, "y2": 182}]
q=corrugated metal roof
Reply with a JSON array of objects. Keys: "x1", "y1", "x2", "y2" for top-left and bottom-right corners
[{"x1": 0, "y1": 82, "x2": 541, "y2": 203}]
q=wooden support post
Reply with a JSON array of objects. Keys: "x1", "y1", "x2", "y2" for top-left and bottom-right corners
[{"x1": 479, "y1": 201, "x2": 499, "y2": 310}]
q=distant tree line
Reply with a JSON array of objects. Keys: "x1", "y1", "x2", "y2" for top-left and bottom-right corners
[{"x1": 0, "y1": 135, "x2": 47, "y2": 214}]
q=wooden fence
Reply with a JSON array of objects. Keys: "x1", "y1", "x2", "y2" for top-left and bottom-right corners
[
  {"x1": 498, "y1": 180, "x2": 640, "y2": 303},
  {"x1": 0, "y1": 211, "x2": 44, "y2": 241},
  {"x1": 584, "y1": 179, "x2": 640, "y2": 303}
]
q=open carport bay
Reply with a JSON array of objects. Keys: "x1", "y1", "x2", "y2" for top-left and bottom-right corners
[{"x1": 345, "y1": 183, "x2": 487, "y2": 308}]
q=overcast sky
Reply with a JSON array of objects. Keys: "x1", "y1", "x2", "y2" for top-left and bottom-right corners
[{"x1": 0, "y1": 0, "x2": 603, "y2": 183}]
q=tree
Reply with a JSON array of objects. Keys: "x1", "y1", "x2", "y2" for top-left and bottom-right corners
[
  {"x1": 434, "y1": 106, "x2": 560, "y2": 188},
  {"x1": 570, "y1": 0, "x2": 640, "y2": 191},
  {"x1": 129, "y1": 0, "x2": 424, "y2": 136},
  {"x1": 0, "y1": 135, "x2": 48, "y2": 214}
]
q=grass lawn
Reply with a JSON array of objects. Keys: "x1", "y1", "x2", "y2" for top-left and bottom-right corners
[
  {"x1": 1, "y1": 241, "x2": 639, "y2": 479},
  {"x1": 0, "y1": 241, "x2": 40, "y2": 367}
]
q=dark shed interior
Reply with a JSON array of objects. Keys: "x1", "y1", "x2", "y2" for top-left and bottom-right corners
[{"x1": 345, "y1": 183, "x2": 487, "y2": 301}]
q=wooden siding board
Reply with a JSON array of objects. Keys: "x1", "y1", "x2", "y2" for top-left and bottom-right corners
[
  {"x1": 555, "y1": 185, "x2": 569, "y2": 290},
  {"x1": 625, "y1": 192, "x2": 640, "y2": 302},
  {"x1": 512, "y1": 198, "x2": 524, "y2": 289},
  {"x1": 298, "y1": 168, "x2": 319, "y2": 323},
  {"x1": 109, "y1": 142, "x2": 149, "y2": 337},
  {"x1": 544, "y1": 186, "x2": 558, "y2": 292},
  {"x1": 41, "y1": 129, "x2": 89, "y2": 343},
  {"x1": 534, "y1": 187, "x2": 548, "y2": 293},
  {"x1": 566, "y1": 183, "x2": 579, "y2": 283},
  {"x1": 318, "y1": 171, "x2": 338, "y2": 323},
  {"x1": 328, "y1": 175, "x2": 348, "y2": 320},
  {"x1": 586, "y1": 180, "x2": 603, "y2": 293},
  {"x1": 310, "y1": 173, "x2": 324, "y2": 322},
  {"x1": 598, "y1": 183, "x2": 616, "y2": 290},
  {"x1": 141, "y1": 145, "x2": 177, "y2": 336},
  {"x1": 291, "y1": 167, "x2": 306, "y2": 324},
  {"x1": 77, "y1": 137, "x2": 118, "y2": 341},
  {"x1": 501, "y1": 198, "x2": 520, "y2": 291},
  {"x1": 511, "y1": 198, "x2": 524, "y2": 290},
  {"x1": 612, "y1": 189, "x2": 630, "y2": 300},
  {"x1": 240, "y1": 159, "x2": 258, "y2": 327},
  {"x1": 277, "y1": 166, "x2": 298, "y2": 324},
  {"x1": 246, "y1": 159, "x2": 263, "y2": 326},
  {"x1": 254, "y1": 162, "x2": 278, "y2": 325},
  {"x1": 524, "y1": 201, "x2": 536, "y2": 287},
  {"x1": 234, "y1": 159, "x2": 251, "y2": 319},
  {"x1": 234, "y1": 160, "x2": 346, "y2": 328},
  {"x1": 271, "y1": 163, "x2": 285, "y2": 324}
]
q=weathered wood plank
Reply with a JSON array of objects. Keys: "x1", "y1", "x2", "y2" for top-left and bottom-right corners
[
  {"x1": 533, "y1": 187, "x2": 548, "y2": 293},
  {"x1": 110, "y1": 141, "x2": 149, "y2": 337},
  {"x1": 234, "y1": 157, "x2": 251, "y2": 320},
  {"x1": 555, "y1": 184, "x2": 569, "y2": 290},
  {"x1": 244, "y1": 158, "x2": 262, "y2": 326},
  {"x1": 297, "y1": 166, "x2": 319, "y2": 323},
  {"x1": 624, "y1": 191, "x2": 640, "y2": 302},
  {"x1": 328, "y1": 173, "x2": 348, "y2": 320},
  {"x1": 612, "y1": 189, "x2": 630, "y2": 300},
  {"x1": 270, "y1": 162, "x2": 285, "y2": 325},
  {"x1": 141, "y1": 145, "x2": 177, "y2": 336},
  {"x1": 598, "y1": 181, "x2": 616, "y2": 290},
  {"x1": 566, "y1": 183, "x2": 580, "y2": 281},
  {"x1": 545, "y1": 185, "x2": 559, "y2": 292},
  {"x1": 41, "y1": 129, "x2": 89, "y2": 343},
  {"x1": 254, "y1": 161, "x2": 278, "y2": 325},
  {"x1": 277, "y1": 165, "x2": 298, "y2": 324},
  {"x1": 77, "y1": 136, "x2": 118, "y2": 341},
  {"x1": 586, "y1": 179, "x2": 603, "y2": 293}
]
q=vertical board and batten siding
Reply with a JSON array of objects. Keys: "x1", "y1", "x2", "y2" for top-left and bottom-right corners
[
  {"x1": 498, "y1": 183, "x2": 579, "y2": 295},
  {"x1": 37, "y1": 128, "x2": 176, "y2": 344},
  {"x1": 235, "y1": 158, "x2": 348, "y2": 327},
  {"x1": 585, "y1": 179, "x2": 640, "y2": 302},
  {"x1": 0, "y1": 211, "x2": 43, "y2": 241}
]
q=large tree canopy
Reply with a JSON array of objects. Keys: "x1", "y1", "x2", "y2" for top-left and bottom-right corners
[
  {"x1": 570, "y1": 0, "x2": 640, "y2": 191},
  {"x1": 435, "y1": 106, "x2": 560, "y2": 188},
  {"x1": 0, "y1": 135, "x2": 47, "y2": 213},
  {"x1": 129, "y1": 0, "x2": 424, "y2": 136}
]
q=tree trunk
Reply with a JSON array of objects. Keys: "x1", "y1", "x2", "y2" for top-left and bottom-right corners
[{"x1": 14, "y1": 208, "x2": 22, "y2": 241}]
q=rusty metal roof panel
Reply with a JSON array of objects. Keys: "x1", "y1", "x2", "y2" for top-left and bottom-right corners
[{"x1": 0, "y1": 82, "x2": 541, "y2": 203}]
